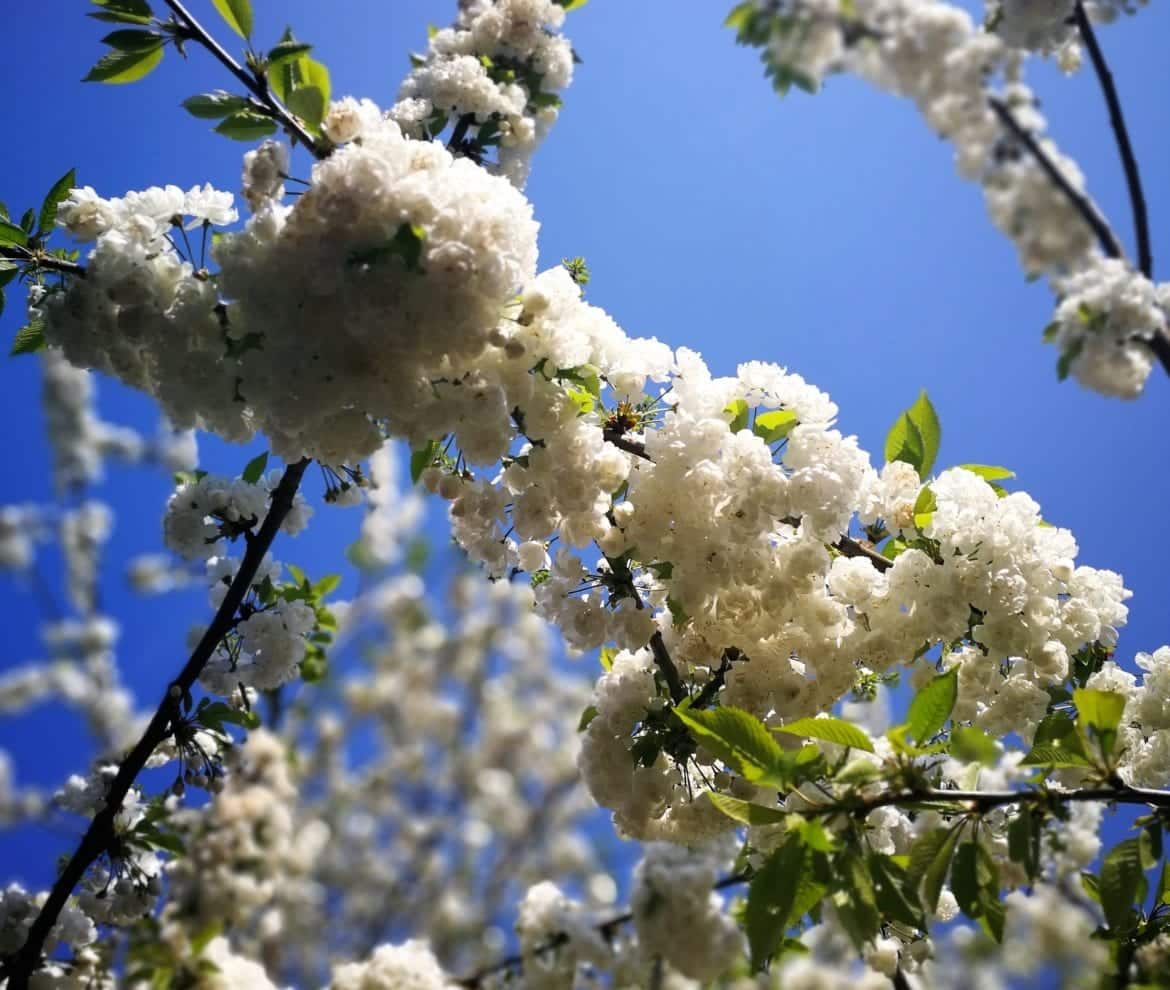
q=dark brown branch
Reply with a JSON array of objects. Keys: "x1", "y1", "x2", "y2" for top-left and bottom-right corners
[
  {"x1": 1074, "y1": 1, "x2": 1152, "y2": 278},
  {"x1": 602, "y1": 427, "x2": 649, "y2": 460},
  {"x1": 161, "y1": 0, "x2": 325, "y2": 157},
  {"x1": 814, "y1": 783, "x2": 1170, "y2": 818},
  {"x1": 834, "y1": 535, "x2": 893, "y2": 573},
  {"x1": 1, "y1": 458, "x2": 310, "y2": 989},
  {"x1": 988, "y1": 95, "x2": 1124, "y2": 261},
  {"x1": 649, "y1": 629, "x2": 686, "y2": 705},
  {"x1": 0, "y1": 246, "x2": 86, "y2": 279}
]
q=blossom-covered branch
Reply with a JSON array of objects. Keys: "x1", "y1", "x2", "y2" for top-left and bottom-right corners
[{"x1": 1, "y1": 458, "x2": 308, "y2": 989}]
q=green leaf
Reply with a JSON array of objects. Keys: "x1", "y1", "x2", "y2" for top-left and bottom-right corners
[
  {"x1": 906, "y1": 667, "x2": 958, "y2": 744},
  {"x1": 958, "y1": 464, "x2": 1015, "y2": 483},
  {"x1": 884, "y1": 411, "x2": 924, "y2": 474},
  {"x1": 11, "y1": 320, "x2": 46, "y2": 356},
  {"x1": 577, "y1": 705, "x2": 599, "y2": 731},
  {"x1": 284, "y1": 57, "x2": 331, "y2": 133},
  {"x1": 949, "y1": 725, "x2": 998, "y2": 765},
  {"x1": 745, "y1": 836, "x2": 809, "y2": 970},
  {"x1": 774, "y1": 716, "x2": 874, "y2": 753},
  {"x1": 553, "y1": 0, "x2": 589, "y2": 9},
  {"x1": 182, "y1": 91, "x2": 250, "y2": 119},
  {"x1": 211, "y1": 0, "x2": 252, "y2": 38},
  {"x1": 1021, "y1": 712, "x2": 1092, "y2": 768},
  {"x1": 197, "y1": 701, "x2": 254, "y2": 732},
  {"x1": 912, "y1": 485, "x2": 936, "y2": 530},
  {"x1": 410, "y1": 440, "x2": 441, "y2": 484},
  {"x1": 753, "y1": 409, "x2": 799, "y2": 444},
  {"x1": 100, "y1": 28, "x2": 164, "y2": 51},
  {"x1": 1074, "y1": 687, "x2": 1127, "y2": 758},
  {"x1": 906, "y1": 826, "x2": 959, "y2": 912},
  {"x1": 706, "y1": 791, "x2": 788, "y2": 826},
  {"x1": 83, "y1": 43, "x2": 164, "y2": 83},
  {"x1": 724, "y1": 398, "x2": 750, "y2": 433},
  {"x1": 88, "y1": 0, "x2": 153, "y2": 25},
  {"x1": 0, "y1": 219, "x2": 29, "y2": 247},
  {"x1": 921, "y1": 825, "x2": 963, "y2": 914},
  {"x1": 267, "y1": 40, "x2": 313, "y2": 66},
  {"x1": 314, "y1": 574, "x2": 341, "y2": 597},
  {"x1": 19, "y1": 209, "x2": 34, "y2": 234},
  {"x1": 349, "y1": 223, "x2": 426, "y2": 272},
  {"x1": 241, "y1": 450, "x2": 268, "y2": 484},
  {"x1": 1099, "y1": 837, "x2": 1143, "y2": 931},
  {"x1": 725, "y1": 1, "x2": 756, "y2": 29},
  {"x1": 37, "y1": 169, "x2": 77, "y2": 236},
  {"x1": 870, "y1": 854, "x2": 925, "y2": 930},
  {"x1": 214, "y1": 111, "x2": 278, "y2": 141},
  {"x1": 674, "y1": 705, "x2": 788, "y2": 788},
  {"x1": 1156, "y1": 858, "x2": 1170, "y2": 907},
  {"x1": 599, "y1": 645, "x2": 617, "y2": 671},
  {"x1": 907, "y1": 390, "x2": 941, "y2": 477}
]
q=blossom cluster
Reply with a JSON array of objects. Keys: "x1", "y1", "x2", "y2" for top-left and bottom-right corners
[{"x1": 389, "y1": 0, "x2": 576, "y2": 186}]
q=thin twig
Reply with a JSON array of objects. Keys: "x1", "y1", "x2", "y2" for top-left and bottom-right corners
[
  {"x1": 649, "y1": 629, "x2": 687, "y2": 705},
  {"x1": 161, "y1": 0, "x2": 324, "y2": 156},
  {"x1": 987, "y1": 95, "x2": 1124, "y2": 261},
  {"x1": 1, "y1": 459, "x2": 311, "y2": 989},
  {"x1": 1074, "y1": 1, "x2": 1152, "y2": 277},
  {"x1": 455, "y1": 871, "x2": 751, "y2": 987}
]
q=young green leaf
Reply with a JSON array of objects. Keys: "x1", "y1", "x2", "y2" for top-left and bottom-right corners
[
  {"x1": 211, "y1": 0, "x2": 253, "y2": 38},
  {"x1": 773, "y1": 716, "x2": 874, "y2": 753},
  {"x1": 1099, "y1": 837, "x2": 1143, "y2": 931},
  {"x1": 241, "y1": 450, "x2": 268, "y2": 484},
  {"x1": 89, "y1": 0, "x2": 153, "y2": 25},
  {"x1": 705, "y1": 791, "x2": 788, "y2": 826},
  {"x1": 38, "y1": 169, "x2": 77, "y2": 236},
  {"x1": 906, "y1": 667, "x2": 958, "y2": 744},
  {"x1": 0, "y1": 219, "x2": 29, "y2": 247},
  {"x1": 1020, "y1": 712, "x2": 1093, "y2": 768},
  {"x1": 724, "y1": 398, "x2": 750, "y2": 433},
  {"x1": 1074, "y1": 687, "x2": 1126, "y2": 758},
  {"x1": 753, "y1": 409, "x2": 799, "y2": 444},
  {"x1": 283, "y1": 57, "x2": 331, "y2": 133},
  {"x1": 11, "y1": 320, "x2": 47, "y2": 356},
  {"x1": 921, "y1": 824, "x2": 964, "y2": 914},
  {"x1": 214, "y1": 112, "x2": 278, "y2": 141},
  {"x1": 267, "y1": 40, "x2": 313, "y2": 67},
  {"x1": 958, "y1": 464, "x2": 1015, "y2": 482},
  {"x1": 906, "y1": 390, "x2": 941, "y2": 476},
  {"x1": 674, "y1": 705, "x2": 788, "y2": 788},
  {"x1": 100, "y1": 28, "x2": 164, "y2": 51},
  {"x1": 884, "y1": 411, "x2": 924, "y2": 474},
  {"x1": 83, "y1": 43, "x2": 164, "y2": 84},
  {"x1": 409, "y1": 440, "x2": 440, "y2": 484},
  {"x1": 745, "y1": 836, "x2": 809, "y2": 970},
  {"x1": 181, "y1": 91, "x2": 250, "y2": 119}
]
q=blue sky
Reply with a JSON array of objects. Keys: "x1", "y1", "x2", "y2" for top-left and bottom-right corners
[{"x1": 0, "y1": 0, "x2": 1167, "y2": 967}]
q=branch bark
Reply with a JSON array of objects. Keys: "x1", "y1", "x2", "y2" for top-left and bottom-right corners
[
  {"x1": 1073, "y1": 1, "x2": 1152, "y2": 278},
  {"x1": 1, "y1": 458, "x2": 310, "y2": 989}
]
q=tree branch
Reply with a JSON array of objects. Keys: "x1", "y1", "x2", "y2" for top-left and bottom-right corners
[
  {"x1": 1073, "y1": 1, "x2": 1152, "y2": 278},
  {"x1": 987, "y1": 94, "x2": 1124, "y2": 262},
  {"x1": 161, "y1": 0, "x2": 325, "y2": 157},
  {"x1": 649, "y1": 629, "x2": 686, "y2": 704},
  {"x1": 1, "y1": 458, "x2": 311, "y2": 989},
  {"x1": 455, "y1": 779, "x2": 1170, "y2": 987},
  {"x1": 0, "y1": 246, "x2": 86, "y2": 279}
]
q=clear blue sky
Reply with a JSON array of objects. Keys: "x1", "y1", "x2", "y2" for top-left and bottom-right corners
[{"x1": 0, "y1": 0, "x2": 1167, "y2": 958}]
